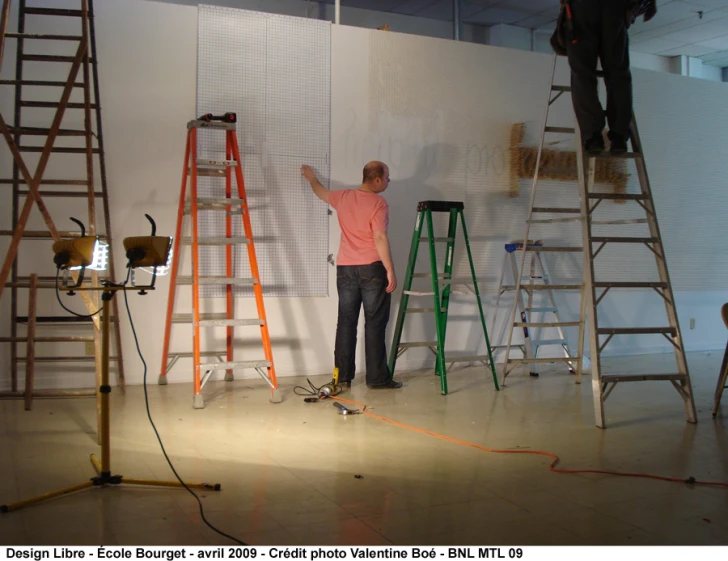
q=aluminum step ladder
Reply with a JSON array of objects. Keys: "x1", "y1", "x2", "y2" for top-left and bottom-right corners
[
  {"x1": 492, "y1": 240, "x2": 577, "y2": 379},
  {"x1": 505, "y1": 54, "x2": 696, "y2": 428},
  {"x1": 159, "y1": 115, "x2": 279, "y2": 408},
  {"x1": 388, "y1": 200, "x2": 499, "y2": 395}
]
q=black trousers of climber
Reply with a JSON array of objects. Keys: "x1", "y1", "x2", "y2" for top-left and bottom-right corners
[{"x1": 566, "y1": 0, "x2": 632, "y2": 143}]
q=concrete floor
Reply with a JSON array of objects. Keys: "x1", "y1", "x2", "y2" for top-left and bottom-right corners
[{"x1": 1, "y1": 351, "x2": 727, "y2": 545}]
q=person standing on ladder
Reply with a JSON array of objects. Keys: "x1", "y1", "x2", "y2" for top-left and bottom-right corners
[
  {"x1": 562, "y1": 0, "x2": 656, "y2": 154},
  {"x1": 301, "y1": 161, "x2": 402, "y2": 390}
]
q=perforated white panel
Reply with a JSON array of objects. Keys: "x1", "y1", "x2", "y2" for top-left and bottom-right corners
[{"x1": 197, "y1": 5, "x2": 331, "y2": 297}]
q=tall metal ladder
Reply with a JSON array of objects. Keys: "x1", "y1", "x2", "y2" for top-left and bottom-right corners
[
  {"x1": 0, "y1": 0, "x2": 124, "y2": 408},
  {"x1": 160, "y1": 116, "x2": 280, "y2": 408},
  {"x1": 505, "y1": 55, "x2": 696, "y2": 428},
  {"x1": 492, "y1": 240, "x2": 577, "y2": 378},
  {"x1": 388, "y1": 200, "x2": 499, "y2": 395}
]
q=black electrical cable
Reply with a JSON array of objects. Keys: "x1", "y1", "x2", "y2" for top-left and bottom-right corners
[
  {"x1": 121, "y1": 285, "x2": 247, "y2": 545},
  {"x1": 54, "y1": 268, "x2": 104, "y2": 318},
  {"x1": 293, "y1": 378, "x2": 341, "y2": 399}
]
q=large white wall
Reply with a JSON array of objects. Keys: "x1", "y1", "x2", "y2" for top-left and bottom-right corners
[{"x1": 1, "y1": 0, "x2": 727, "y2": 392}]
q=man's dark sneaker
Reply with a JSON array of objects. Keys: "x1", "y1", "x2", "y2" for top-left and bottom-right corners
[
  {"x1": 609, "y1": 135, "x2": 628, "y2": 154},
  {"x1": 584, "y1": 132, "x2": 605, "y2": 155},
  {"x1": 340, "y1": 381, "x2": 352, "y2": 389},
  {"x1": 367, "y1": 379, "x2": 403, "y2": 389}
]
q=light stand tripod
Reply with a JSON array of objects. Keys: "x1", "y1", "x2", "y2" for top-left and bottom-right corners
[{"x1": 2, "y1": 217, "x2": 221, "y2": 513}]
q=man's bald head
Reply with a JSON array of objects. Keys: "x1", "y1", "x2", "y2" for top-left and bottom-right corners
[{"x1": 362, "y1": 161, "x2": 388, "y2": 184}]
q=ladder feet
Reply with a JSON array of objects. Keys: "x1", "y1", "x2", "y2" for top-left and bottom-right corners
[
  {"x1": 270, "y1": 388, "x2": 282, "y2": 404},
  {"x1": 193, "y1": 394, "x2": 205, "y2": 409},
  {"x1": 158, "y1": 375, "x2": 168, "y2": 386},
  {"x1": 529, "y1": 372, "x2": 539, "y2": 377},
  {"x1": 224, "y1": 371, "x2": 234, "y2": 382}
]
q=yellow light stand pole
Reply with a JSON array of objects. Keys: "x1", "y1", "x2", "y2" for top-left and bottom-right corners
[{"x1": 1, "y1": 284, "x2": 220, "y2": 514}]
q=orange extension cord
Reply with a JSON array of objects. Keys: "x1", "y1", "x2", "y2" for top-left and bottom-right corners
[{"x1": 332, "y1": 396, "x2": 728, "y2": 489}]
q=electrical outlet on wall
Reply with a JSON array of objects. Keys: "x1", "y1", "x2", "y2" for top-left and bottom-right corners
[{"x1": 689, "y1": 318, "x2": 695, "y2": 330}]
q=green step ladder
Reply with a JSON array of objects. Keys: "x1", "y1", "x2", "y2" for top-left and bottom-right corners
[{"x1": 388, "y1": 201, "x2": 499, "y2": 395}]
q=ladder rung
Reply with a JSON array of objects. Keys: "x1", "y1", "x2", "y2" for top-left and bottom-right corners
[
  {"x1": 16, "y1": 356, "x2": 117, "y2": 363},
  {"x1": 19, "y1": 147, "x2": 100, "y2": 154},
  {"x1": 180, "y1": 236, "x2": 250, "y2": 245},
  {"x1": 17, "y1": 316, "x2": 94, "y2": 324},
  {"x1": 592, "y1": 219, "x2": 648, "y2": 225},
  {"x1": 196, "y1": 159, "x2": 238, "y2": 167},
  {"x1": 23, "y1": 7, "x2": 88, "y2": 17},
  {"x1": 545, "y1": 126, "x2": 575, "y2": 134},
  {"x1": 199, "y1": 360, "x2": 271, "y2": 371},
  {"x1": 177, "y1": 276, "x2": 258, "y2": 286},
  {"x1": 514, "y1": 321, "x2": 580, "y2": 328},
  {"x1": 172, "y1": 313, "x2": 228, "y2": 323},
  {"x1": 18, "y1": 190, "x2": 104, "y2": 198},
  {"x1": 0, "y1": 179, "x2": 90, "y2": 185},
  {"x1": 8, "y1": 127, "x2": 87, "y2": 136},
  {"x1": 588, "y1": 193, "x2": 648, "y2": 201},
  {"x1": 403, "y1": 290, "x2": 435, "y2": 296},
  {"x1": 591, "y1": 236, "x2": 658, "y2": 244},
  {"x1": 5, "y1": 32, "x2": 82, "y2": 40},
  {"x1": 21, "y1": 101, "x2": 97, "y2": 109},
  {"x1": 168, "y1": 351, "x2": 225, "y2": 358},
  {"x1": 0, "y1": 336, "x2": 94, "y2": 343},
  {"x1": 507, "y1": 357, "x2": 579, "y2": 364},
  {"x1": 525, "y1": 307, "x2": 558, "y2": 313},
  {"x1": 529, "y1": 217, "x2": 581, "y2": 224},
  {"x1": 551, "y1": 85, "x2": 571, "y2": 92},
  {"x1": 405, "y1": 308, "x2": 446, "y2": 313},
  {"x1": 189, "y1": 197, "x2": 245, "y2": 206},
  {"x1": 593, "y1": 282, "x2": 667, "y2": 289},
  {"x1": 22, "y1": 54, "x2": 95, "y2": 63},
  {"x1": 419, "y1": 237, "x2": 454, "y2": 242},
  {"x1": 398, "y1": 341, "x2": 437, "y2": 348},
  {"x1": 445, "y1": 355, "x2": 492, "y2": 363},
  {"x1": 532, "y1": 207, "x2": 581, "y2": 214},
  {"x1": 187, "y1": 119, "x2": 236, "y2": 130},
  {"x1": 199, "y1": 319, "x2": 264, "y2": 327},
  {"x1": 600, "y1": 373, "x2": 686, "y2": 383},
  {"x1": 526, "y1": 246, "x2": 583, "y2": 252},
  {"x1": 0, "y1": 230, "x2": 101, "y2": 238},
  {"x1": 190, "y1": 168, "x2": 227, "y2": 177},
  {"x1": 532, "y1": 339, "x2": 568, "y2": 346},
  {"x1": 503, "y1": 284, "x2": 582, "y2": 291},
  {"x1": 597, "y1": 327, "x2": 676, "y2": 336},
  {"x1": 0, "y1": 79, "x2": 84, "y2": 87}
]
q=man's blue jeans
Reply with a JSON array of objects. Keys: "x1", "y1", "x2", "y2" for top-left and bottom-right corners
[{"x1": 334, "y1": 261, "x2": 391, "y2": 386}]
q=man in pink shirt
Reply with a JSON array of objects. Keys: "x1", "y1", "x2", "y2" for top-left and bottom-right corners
[{"x1": 301, "y1": 161, "x2": 402, "y2": 390}]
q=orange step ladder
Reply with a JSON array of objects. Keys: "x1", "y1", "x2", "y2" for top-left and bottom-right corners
[{"x1": 159, "y1": 114, "x2": 279, "y2": 408}]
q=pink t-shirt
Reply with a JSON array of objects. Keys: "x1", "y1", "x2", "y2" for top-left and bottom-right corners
[{"x1": 328, "y1": 189, "x2": 389, "y2": 266}]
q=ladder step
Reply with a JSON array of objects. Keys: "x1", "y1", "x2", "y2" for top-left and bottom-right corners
[
  {"x1": 587, "y1": 193, "x2": 648, "y2": 201},
  {"x1": 19, "y1": 147, "x2": 100, "y2": 154},
  {"x1": 600, "y1": 373, "x2": 686, "y2": 383},
  {"x1": 529, "y1": 217, "x2": 581, "y2": 224},
  {"x1": 0, "y1": 79, "x2": 84, "y2": 87},
  {"x1": 190, "y1": 168, "x2": 227, "y2": 177},
  {"x1": 199, "y1": 318, "x2": 264, "y2": 327},
  {"x1": 503, "y1": 284, "x2": 582, "y2": 291},
  {"x1": 398, "y1": 341, "x2": 437, "y2": 348},
  {"x1": 172, "y1": 313, "x2": 229, "y2": 323},
  {"x1": 532, "y1": 339, "x2": 568, "y2": 346},
  {"x1": 187, "y1": 119, "x2": 236, "y2": 130},
  {"x1": 5, "y1": 32, "x2": 82, "y2": 41},
  {"x1": 21, "y1": 101, "x2": 97, "y2": 109},
  {"x1": 196, "y1": 159, "x2": 238, "y2": 167},
  {"x1": 405, "y1": 307, "x2": 447, "y2": 313},
  {"x1": 17, "y1": 316, "x2": 95, "y2": 324},
  {"x1": 403, "y1": 290, "x2": 435, "y2": 296},
  {"x1": 7, "y1": 127, "x2": 87, "y2": 136},
  {"x1": 417, "y1": 200, "x2": 464, "y2": 212},
  {"x1": 532, "y1": 207, "x2": 581, "y2": 214},
  {"x1": 593, "y1": 282, "x2": 667, "y2": 289},
  {"x1": 597, "y1": 327, "x2": 676, "y2": 336},
  {"x1": 445, "y1": 355, "x2": 492, "y2": 363},
  {"x1": 23, "y1": 8, "x2": 88, "y2": 17},
  {"x1": 0, "y1": 336, "x2": 94, "y2": 343},
  {"x1": 419, "y1": 237, "x2": 454, "y2": 242},
  {"x1": 0, "y1": 179, "x2": 90, "y2": 185},
  {"x1": 515, "y1": 321, "x2": 581, "y2": 328},
  {"x1": 187, "y1": 197, "x2": 245, "y2": 207},
  {"x1": 525, "y1": 307, "x2": 558, "y2": 313},
  {"x1": 22, "y1": 54, "x2": 95, "y2": 63},
  {"x1": 168, "y1": 351, "x2": 226, "y2": 358},
  {"x1": 592, "y1": 219, "x2": 648, "y2": 225},
  {"x1": 16, "y1": 356, "x2": 117, "y2": 363},
  {"x1": 545, "y1": 126, "x2": 575, "y2": 134},
  {"x1": 180, "y1": 236, "x2": 250, "y2": 245},
  {"x1": 199, "y1": 360, "x2": 272, "y2": 371},
  {"x1": 591, "y1": 236, "x2": 658, "y2": 244},
  {"x1": 552, "y1": 85, "x2": 570, "y2": 92},
  {"x1": 508, "y1": 357, "x2": 579, "y2": 364},
  {"x1": 526, "y1": 246, "x2": 583, "y2": 252},
  {"x1": 18, "y1": 190, "x2": 104, "y2": 198},
  {"x1": 177, "y1": 276, "x2": 258, "y2": 286}
]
